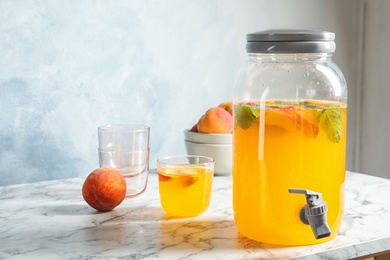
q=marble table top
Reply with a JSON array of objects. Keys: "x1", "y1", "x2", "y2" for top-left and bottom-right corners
[{"x1": 1, "y1": 171, "x2": 390, "y2": 259}]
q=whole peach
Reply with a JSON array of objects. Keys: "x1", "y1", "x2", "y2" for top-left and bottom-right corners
[
  {"x1": 82, "y1": 168, "x2": 127, "y2": 211},
  {"x1": 218, "y1": 101, "x2": 233, "y2": 116},
  {"x1": 197, "y1": 107, "x2": 233, "y2": 133},
  {"x1": 190, "y1": 123, "x2": 198, "y2": 132}
]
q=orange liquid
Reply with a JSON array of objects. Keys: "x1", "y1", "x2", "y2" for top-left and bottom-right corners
[
  {"x1": 158, "y1": 167, "x2": 213, "y2": 217},
  {"x1": 233, "y1": 100, "x2": 347, "y2": 245}
]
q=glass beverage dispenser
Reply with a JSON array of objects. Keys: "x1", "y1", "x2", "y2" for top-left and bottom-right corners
[{"x1": 233, "y1": 29, "x2": 347, "y2": 245}]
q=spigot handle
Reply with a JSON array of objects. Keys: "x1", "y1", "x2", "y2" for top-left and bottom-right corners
[
  {"x1": 288, "y1": 188, "x2": 322, "y2": 206},
  {"x1": 288, "y1": 188, "x2": 331, "y2": 239}
]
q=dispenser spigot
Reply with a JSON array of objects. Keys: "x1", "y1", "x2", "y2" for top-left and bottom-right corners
[{"x1": 288, "y1": 188, "x2": 331, "y2": 239}]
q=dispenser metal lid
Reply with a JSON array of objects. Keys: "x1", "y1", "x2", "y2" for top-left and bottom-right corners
[{"x1": 246, "y1": 29, "x2": 336, "y2": 53}]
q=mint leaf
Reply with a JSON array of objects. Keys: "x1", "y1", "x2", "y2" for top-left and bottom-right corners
[
  {"x1": 274, "y1": 100, "x2": 295, "y2": 106},
  {"x1": 318, "y1": 107, "x2": 342, "y2": 143},
  {"x1": 299, "y1": 101, "x2": 325, "y2": 109},
  {"x1": 235, "y1": 105, "x2": 257, "y2": 130}
]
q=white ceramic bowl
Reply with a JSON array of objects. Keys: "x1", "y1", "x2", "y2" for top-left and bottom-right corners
[
  {"x1": 184, "y1": 140, "x2": 232, "y2": 176},
  {"x1": 183, "y1": 129, "x2": 232, "y2": 144}
]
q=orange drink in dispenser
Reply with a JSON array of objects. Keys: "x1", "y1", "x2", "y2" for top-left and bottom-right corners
[
  {"x1": 233, "y1": 30, "x2": 348, "y2": 245},
  {"x1": 233, "y1": 100, "x2": 347, "y2": 245}
]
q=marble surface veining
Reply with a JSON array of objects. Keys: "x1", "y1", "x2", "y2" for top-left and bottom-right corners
[{"x1": 1, "y1": 171, "x2": 390, "y2": 259}]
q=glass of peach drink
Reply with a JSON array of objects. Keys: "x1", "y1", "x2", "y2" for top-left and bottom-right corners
[{"x1": 157, "y1": 155, "x2": 214, "y2": 217}]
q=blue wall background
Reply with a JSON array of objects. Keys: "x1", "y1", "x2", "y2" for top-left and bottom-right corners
[{"x1": 0, "y1": 0, "x2": 356, "y2": 185}]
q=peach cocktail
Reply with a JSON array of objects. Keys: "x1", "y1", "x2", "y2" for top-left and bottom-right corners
[
  {"x1": 157, "y1": 155, "x2": 214, "y2": 217},
  {"x1": 233, "y1": 99, "x2": 347, "y2": 245}
]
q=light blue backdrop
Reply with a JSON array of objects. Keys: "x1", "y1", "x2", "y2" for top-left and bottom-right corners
[{"x1": 0, "y1": 0, "x2": 353, "y2": 185}]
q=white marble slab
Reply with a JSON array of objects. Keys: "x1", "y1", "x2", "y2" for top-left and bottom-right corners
[{"x1": 1, "y1": 171, "x2": 389, "y2": 259}]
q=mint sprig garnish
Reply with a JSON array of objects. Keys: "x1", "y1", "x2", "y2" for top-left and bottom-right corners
[
  {"x1": 318, "y1": 107, "x2": 342, "y2": 143},
  {"x1": 299, "y1": 101, "x2": 325, "y2": 109},
  {"x1": 235, "y1": 105, "x2": 257, "y2": 130}
]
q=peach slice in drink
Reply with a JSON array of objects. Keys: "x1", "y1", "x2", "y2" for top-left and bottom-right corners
[
  {"x1": 265, "y1": 109, "x2": 299, "y2": 132},
  {"x1": 158, "y1": 169, "x2": 200, "y2": 187},
  {"x1": 265, "y1": 109, "x2": 319, "y2": 138},
  {"x1": 295, "y1": 111, "x2": 319, "y2": 138},
  {"x1": 158, "y1": 173, "x2": 172, "y2": 182},
  {"x1": 181, "y1": 175, "x2": 199, "y2": 186}
]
